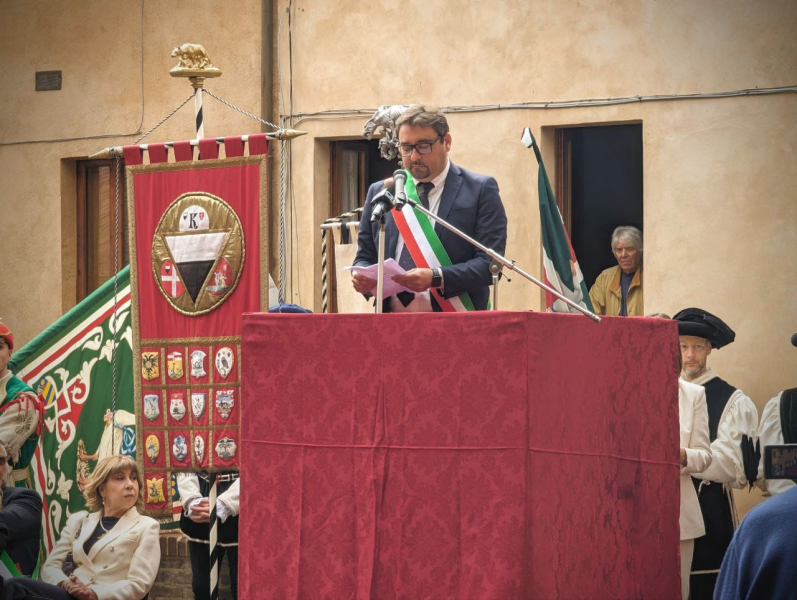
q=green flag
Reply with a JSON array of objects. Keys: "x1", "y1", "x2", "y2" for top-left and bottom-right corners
[
  {"x1": 521, "y1": 127, "x2": 594, "y2": 313},
  {"x1": 9, "y1": 268, "x2": 154, "y2": 551}
]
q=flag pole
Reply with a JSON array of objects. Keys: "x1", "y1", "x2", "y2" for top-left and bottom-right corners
[{"x1": 170, "y1": 44, "x2": 222, "y2": 599}]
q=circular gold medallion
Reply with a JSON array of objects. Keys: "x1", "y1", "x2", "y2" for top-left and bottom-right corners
[{"x1": 151, "y1": 192, "x2": 245, "y2": 315}]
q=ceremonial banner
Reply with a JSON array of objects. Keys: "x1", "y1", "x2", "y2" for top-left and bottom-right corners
[
  {"x1": 9, "y1": 268, "x2": 138, "y2": 552},
  {"x1": 126, "y1": 138, "x2": 269, "y2": 517}
]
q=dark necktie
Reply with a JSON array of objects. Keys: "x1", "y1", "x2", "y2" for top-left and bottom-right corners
[{"x1": 396, "y1": 182, "x2": 435, "y2": 307}]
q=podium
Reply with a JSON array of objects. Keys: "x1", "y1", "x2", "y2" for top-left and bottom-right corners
[{"x1": 240, "y1": 311, "x2": 680, "y2": 599}]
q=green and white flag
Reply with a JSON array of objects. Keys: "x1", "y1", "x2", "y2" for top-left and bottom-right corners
[
  {"x1": 521, "y1": 127, "x2": 594, "y2": 313},
  {"x1": 9, "y1": 268, "x2": 154, "y2": 552}
]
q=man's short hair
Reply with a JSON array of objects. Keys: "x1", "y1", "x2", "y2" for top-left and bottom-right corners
[
  {"x1": 395, "y1": 105, "x2": 449, "y2": 138},
  {"x1": 611, "y1": 225, "x2": 643, "y2": 254}
]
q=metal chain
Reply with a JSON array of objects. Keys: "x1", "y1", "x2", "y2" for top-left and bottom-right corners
[
  {"x1": 110, "y1": 154, "x2": 122, "y2": 452},
  {"x1": 204, "y1": 88, "x2": 285, "y2": 299},
  {"x1": 203, "y1": 89, "x2": 281, "y2": 131},
  {"x1": 134, "y1": 93, "x2": 195, "y2": 144}
]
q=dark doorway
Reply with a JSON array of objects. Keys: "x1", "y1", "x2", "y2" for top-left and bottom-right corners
[
  {"x1": 556, "y1": 124, "x2": 643, "y2": 288},
  {"x1": 329, "y1": 139, "x2": 400, "y2": 217}
]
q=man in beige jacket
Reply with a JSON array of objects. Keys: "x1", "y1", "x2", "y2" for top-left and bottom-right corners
[{"x1": 588, "y1": 226, "x2": 643, "y2": 316}]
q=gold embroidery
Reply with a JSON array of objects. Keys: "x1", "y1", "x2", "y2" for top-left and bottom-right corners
[{"x1": 151, "y1": 192, "x2": 245, "y2": 316}]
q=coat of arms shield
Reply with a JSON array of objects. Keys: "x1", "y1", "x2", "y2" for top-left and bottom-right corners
[
  {"x1": 169, "y1": 395, "x2": 187, "y2": 421},
  {"x1": 144, "y1": 394, "x2": 160, "y2": 421},
  {"x1": 191, "y1": 392, "x2": 206, "y2": 420}
]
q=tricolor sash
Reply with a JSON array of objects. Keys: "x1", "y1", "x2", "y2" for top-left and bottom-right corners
[{"x1": 392, "y1": 173, "x2": 476, "y2": 312}]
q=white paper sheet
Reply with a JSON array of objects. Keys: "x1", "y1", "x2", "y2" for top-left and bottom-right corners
[{"x1": 342, "y1": 260, "x2": 413, "y2": 299}]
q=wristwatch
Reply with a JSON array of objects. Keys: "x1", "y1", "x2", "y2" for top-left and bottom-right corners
[{"x1": 430, "y1": 267, "x2": 443, "y2": 289}]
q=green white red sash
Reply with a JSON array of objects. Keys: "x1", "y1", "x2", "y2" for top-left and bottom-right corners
[{"x1": 391, "y1": 172, "x2": 476, "y2": 312}]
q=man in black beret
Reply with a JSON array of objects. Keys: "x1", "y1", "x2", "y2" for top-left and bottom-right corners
[{"x1": 673, "y1": 308, "x2": 760, "y2": 600}]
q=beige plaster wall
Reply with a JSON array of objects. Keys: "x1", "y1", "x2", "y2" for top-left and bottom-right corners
[
  {"x1": 0, "y1": 0, "x2": 264, "y2": 346},
  {"x1": 275, "y1": 0, "x2": 797, "y2": 513}
]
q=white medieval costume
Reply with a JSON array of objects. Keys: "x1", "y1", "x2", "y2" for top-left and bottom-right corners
[
  {"x1": 674, "y1": 308, "x2": 760, "y2": 600},
  {"x1": 678, "y1": 378, "x2": 712, "y2": 600},
  {"x1": 757, "y1": 389, "x2": 797, "y2": 496},
  {"x1": 176, "y1": 472, "x2": 240, "y2": 599},
  {"x1": 0, "y1": 324, "x2": 42, "y2": 468}
]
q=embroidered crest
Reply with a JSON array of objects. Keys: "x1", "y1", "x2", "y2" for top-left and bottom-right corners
[
  {"x1": 191, "y1": 392, "x2": 206, "y2": 420},
  {"x1": 144, "y1": 394, "x2": 160, "y2": 421},
  {"x1": 215, "y1": 389, "x2": 235, "y2": 420},
  {"x1": 167, "y1": 351, "x2": 184, "y2": 380},
  {"x1": 172, "y1": 435, "x2": 188, "y2": 462},
  {"x1": 141, "y1": 351, "x2": 160, "y2": 381},
  {"x1": 206, "y1": 257, "x2": 233, "y2": 296},
  {"x1": 146, "y1": 434, "x2": 160, "y2": 463},
  {"x1": 169, "y1": 393, "x2": 187, "y2": 421},
  {"x1": 190, "y1": 350, "x2": 207, "y2": 378},
  {"x1": 215, "y1": 347, "x2": 234, "y2": 379},
  {"x1": 146, "y1": 477, "x2": 166, "y2": 504},
  {"x1": 160, "y1": 260, "x2": 184, "y2": 299},
  {"x1": 194, "y1": 435, "x2": 205, "y2": 463},
  {"x1": 151, "y1": 193, "x2": 245, "y2": 316},
  {"x1": 215, "y1": 437, "x2": 237, "y2": 460},
  {"x1": 35, "y1": 376, "x2": 58, "y2": 409}
]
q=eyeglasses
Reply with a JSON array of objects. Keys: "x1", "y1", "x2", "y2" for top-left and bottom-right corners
[{"x1": 397, "y1": 136, "x2": 443, "y2": 157}]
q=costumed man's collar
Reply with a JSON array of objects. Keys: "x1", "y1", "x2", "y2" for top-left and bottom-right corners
[
  {"x1": 411, "y1": 159, "x2": 450, "y2": 190},
  {"x1": 684, "y1": 367, "x2": 718, "y2": 386}
]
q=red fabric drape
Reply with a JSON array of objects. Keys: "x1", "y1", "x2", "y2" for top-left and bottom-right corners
[
  {"x1": 173, "y1": 140, "x2": 193, "y2": 162},
  {"x1": 240, "y1": 312, "x2": 681, "y2": 599},
  {"x1": 122, "y1": 145, "x2": 143, "y2": 166},
  {"x1": 198, "y1": 138, "x2": 219, "y2": 160},
  {"x1": 248, "y1": 133, "x2": 268, "y2": 155},
  {"x1": 147, "y1": 143, "x2": 168, "y2": 164},
  {"x1": 224, "y1": 136, "x2": 245, "y2": 157}
]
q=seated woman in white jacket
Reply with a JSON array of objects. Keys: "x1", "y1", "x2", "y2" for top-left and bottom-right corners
[
  {"x1": 1, "y1": 454, "x2": 160, "y2": 600},
  {"x1": 679, "y1": 378, "x2": 712, "y2": 600}
]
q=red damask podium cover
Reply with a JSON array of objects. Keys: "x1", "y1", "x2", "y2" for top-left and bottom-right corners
[
  {"x1": 125, "y1": 137, "x2": 268, "y2": 517},
  {"x1": 240, "y1": 312, "x2": 681, "y2": 599}
]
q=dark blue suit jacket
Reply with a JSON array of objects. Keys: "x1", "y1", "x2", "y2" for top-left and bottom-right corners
[
  {"x1": 354, "y1": 162, "x2": 507, "y2": 311},
  {"x1": 0, "y1": 486, "x2": 42, "y2": 575}
]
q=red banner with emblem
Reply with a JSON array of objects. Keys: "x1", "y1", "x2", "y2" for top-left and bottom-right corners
[{"x1": 125, "y1": 137, "x2": 268, "y2": 517}]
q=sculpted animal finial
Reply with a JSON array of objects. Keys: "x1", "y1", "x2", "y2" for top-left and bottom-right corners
[
  {"x1": 171, "y1": 43, "x2": 213, "y2": 70},
  {"x1": 362, "y1": 105, "x2": 409, "y2": 161}
]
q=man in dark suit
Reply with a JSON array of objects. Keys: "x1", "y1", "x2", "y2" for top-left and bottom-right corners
[
  {"x1": 352, "y1": 105, "x2": 507, "y2": 312},
  {"x1": 0, "y1": 443, "x2": 41, "y2": 577}
]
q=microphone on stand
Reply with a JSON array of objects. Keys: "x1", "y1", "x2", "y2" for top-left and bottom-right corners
[
  {"x1": 370, "y1": 178, "x2": 396, "y2": 223},
  {"x1": 393, "y1": 169, "x2": 408, "y2": 210}
]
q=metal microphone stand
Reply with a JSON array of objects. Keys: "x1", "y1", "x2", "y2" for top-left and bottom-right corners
[
  {"x1": 396, "y1": 196, "x2": 601, "y2": 322},
  {"x1": 375, "y1": 215, "x2": 387, "y2": 314}
]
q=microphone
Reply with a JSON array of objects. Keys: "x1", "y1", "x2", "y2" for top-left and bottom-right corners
[
  {"x1": 792, "y1": 333, "x2": 797, "y2": 347},
  {"x1": 370, "y1": 178, "x2": 395, "y2": 223},
  {"x1": 393, "y1": 169, "x2": 407, "y2": 209}
]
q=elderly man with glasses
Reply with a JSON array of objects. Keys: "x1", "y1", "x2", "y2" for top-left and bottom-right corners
[
  {"x1": 588, "y1": 225, "x2": 644, "y2": 316},
  {"x1": 352, "y1": 105, "x2": 507, "y2": 312}
]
